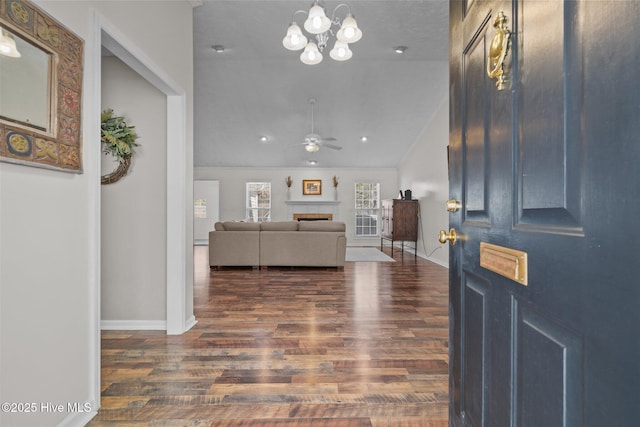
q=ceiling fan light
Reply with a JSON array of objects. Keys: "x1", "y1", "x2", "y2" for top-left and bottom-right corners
[
  {"x1": 0, "y1": 31, "x2": 21, "y2": 58},
  {"x1": 282, "y1": 23, "x2": 307, "y2": 50},
  {"x1": 305, "y1": 143, "x2": 320, "y2": 152},
  {"x1": 304, "y1": 3, "x2": 331, "y2": 34},
  {"x1": 300, "y1": 42, "x2": 323, "y2": 65},
  {"x1": 336, "y1": 14, "x2": 362, "y2": 43},
  {"x1": 329, "y1": 40, "x2": 352, "y2": 61}
]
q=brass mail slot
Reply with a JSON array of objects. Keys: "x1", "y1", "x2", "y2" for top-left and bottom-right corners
[{"x1": 480, "y1": 242, "x2": 528, "y2": 286}]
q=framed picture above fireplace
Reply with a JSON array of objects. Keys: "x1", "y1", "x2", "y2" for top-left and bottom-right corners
[{"x1": 302, "y1": 179, "x2": 322, "y2": 195}]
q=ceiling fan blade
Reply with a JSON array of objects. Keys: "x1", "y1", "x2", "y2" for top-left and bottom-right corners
[
  {"x1": 321, "y1": 143, "x2": 342, "y2": 150},
  {"x1": 320, "y1": 137, "x2": 337, "y2": 142}
]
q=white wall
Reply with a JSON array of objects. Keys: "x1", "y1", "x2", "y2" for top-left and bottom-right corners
[
  {"x1": 195, "y1": 167, "x2": 398, "y2": 246},
  {"x1": 101, "y1": 56, "x2": 167, "y2": 324},
  {"x1": 398, "y1": 96, "x2": 450, "y2": 267},
  {"x1": 0, "y1": 1, "x2": 194, "y2": 426}
]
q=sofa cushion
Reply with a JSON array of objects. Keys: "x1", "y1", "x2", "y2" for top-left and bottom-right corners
[
  {"x1": 222, "y1": 221, "x2": 261, "y2": 231},
  {"x1": 298, "y1": 220, "x2": 346, "y2": 232},
  {"x1": 260, "y1": 221, "x2": 299, "y2": 231},
  {"x1": 214, "y1": 222, "x2": 226, "y2": 231}
]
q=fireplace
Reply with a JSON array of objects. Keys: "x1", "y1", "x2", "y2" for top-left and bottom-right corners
[
  {"x1": 285, "y1": 200, "x2": 341, "y2": 221},
  {"x1": 294, "y1": 213, "x2": 333, "y2": 221}
]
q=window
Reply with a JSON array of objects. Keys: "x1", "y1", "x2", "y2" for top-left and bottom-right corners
[
  {"x1": 355, "y1": 182, "x2": 380, "y2": 236},
  {"x1": 246, "y1": 182, "x2": 271, "y2": 222},
  {"x1": 194, "y1": 198, "x2": 207, "y2": 219}
]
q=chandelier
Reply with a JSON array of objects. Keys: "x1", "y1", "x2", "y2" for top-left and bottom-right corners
[{"x1": 282, "y1": 1, "x2": 362, "y2": 65}]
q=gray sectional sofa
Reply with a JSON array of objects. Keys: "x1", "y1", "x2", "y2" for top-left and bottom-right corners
[{"x1": 209, "y1": 220, "x2": 347, "y2": 268}]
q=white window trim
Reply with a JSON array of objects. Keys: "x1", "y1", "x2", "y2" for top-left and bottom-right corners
[{"x1": 354, "y1": 181, "x2": 380, "y2": 237}]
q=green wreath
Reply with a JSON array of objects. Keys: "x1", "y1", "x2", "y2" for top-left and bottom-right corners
[{"x1": 100, "y1": 109, "x2": 140, "y2": 185}]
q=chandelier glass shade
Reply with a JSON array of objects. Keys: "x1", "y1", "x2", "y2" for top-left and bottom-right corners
[
  {"x1": 301, "y1": 41, "x2": 322, "y2": 65},
  {"x1": 282, "y1": 23, "x2": 307, "y2": 50},
  {"x1": 283, "y1": 1, "x2": 362, "y2": 65},
  {"x1": 0, "y1": 29, "x2": 21, "y2": 58}
]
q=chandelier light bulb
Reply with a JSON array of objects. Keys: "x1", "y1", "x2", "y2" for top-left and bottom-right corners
[{"x1": 344, "y1": 27, "x2": 355, "y2": 39}]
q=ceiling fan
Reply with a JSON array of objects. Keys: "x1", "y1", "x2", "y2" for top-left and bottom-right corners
[{"x1": 299, "y1": 98, "x2": 342, "y2": 152}]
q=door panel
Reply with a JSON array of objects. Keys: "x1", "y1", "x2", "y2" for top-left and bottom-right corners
[
  {"x1": 461, "y1": 273, "x2": 491, "y2": 427},
  {"x1": 515, "y1": 300, "x2": 583, "y2": 427},
  {"x1": 516, "y1": 0, "x2": 583, "y2": 233},
  {"x1": 463, "y1": 20, "x2": 491, "y2": 222},
  {"x1": 449, "y1": 0, "x2": 640, "y2": 426},
  {"x1": 519, "y1": 0, "x2": 565, "y2": 211}
]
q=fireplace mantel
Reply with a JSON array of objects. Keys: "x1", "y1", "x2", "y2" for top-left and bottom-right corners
[
  {"x1": 285, "y1": 201, "x2": 341, "y2": 206},
  {"x1": 285, "y1": 200, "x2": 341, "y2": 220}
]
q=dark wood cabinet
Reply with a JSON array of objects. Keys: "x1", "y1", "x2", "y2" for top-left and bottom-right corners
[{"x1": 381, "y1": 199, "x2": 419, "y2": 257}]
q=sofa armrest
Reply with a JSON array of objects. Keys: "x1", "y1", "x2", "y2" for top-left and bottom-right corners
[{"x1": 209, "y1": 231, "x2": 260, "y2": 267}]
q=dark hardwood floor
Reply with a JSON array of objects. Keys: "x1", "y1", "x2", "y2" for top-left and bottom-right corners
[{"x1": 88, "y1": 246, "x2": 449, "y2": 426}]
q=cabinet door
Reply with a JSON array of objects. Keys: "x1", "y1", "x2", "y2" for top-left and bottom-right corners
[
  {"x1": 381, "y1": 200, "x2": 393, "y2": 238},
  {"x1": 392, "y1": 200, "x2": 418, "y2": 241}
]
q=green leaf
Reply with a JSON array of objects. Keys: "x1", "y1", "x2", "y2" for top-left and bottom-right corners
[{"x1": 100, "y1": 109, "x2": 140, "y2": 159}]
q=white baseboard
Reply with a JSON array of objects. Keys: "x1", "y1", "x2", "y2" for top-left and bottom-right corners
[
  {"x1": 184, "y1": 315, "x2": 198, "y2": 332},
  {"x1": 426, "y1": 255, "x2": 449, "y2": 269},
  {"x1": 414, "y1": 249, "x2": 449, "y2": 269},
  {"x1": 101, "y1": 319, "x2": 167, "y2": 330}
]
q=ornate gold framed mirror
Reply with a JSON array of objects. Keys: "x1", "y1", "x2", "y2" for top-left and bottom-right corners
[{"x1": 0, "y1": 0, "x2": 84, "y2": 172}]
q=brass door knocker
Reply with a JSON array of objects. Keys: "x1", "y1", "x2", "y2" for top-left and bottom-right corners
[{"x1": 487, "y1": 11, "x2": 511, "y2": 90}]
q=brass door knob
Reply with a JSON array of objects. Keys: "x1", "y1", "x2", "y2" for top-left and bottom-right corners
[
  {"x1": 438, "y1": 228, "x2": 457, "y2": 245},
  {"x1": 446, "y1": 199, "x2": 462, "y2": 212}
]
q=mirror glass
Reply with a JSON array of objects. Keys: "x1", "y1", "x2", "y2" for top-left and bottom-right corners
[{"x1": 0, "y1": 26, "x2": 51, "y2": 131}]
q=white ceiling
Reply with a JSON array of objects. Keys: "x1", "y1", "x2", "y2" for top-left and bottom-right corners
[{"x1": 193, "y1": 0, "x2": 449, "y2": 168}]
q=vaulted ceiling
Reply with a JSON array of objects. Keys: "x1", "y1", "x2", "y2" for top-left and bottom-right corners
[{"x1": 193, "y1": 0, "x2": 449, "y2": 168}]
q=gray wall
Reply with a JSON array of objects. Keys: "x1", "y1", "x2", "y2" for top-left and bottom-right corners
[
  {"x1": 101, "y1": 56, "x2": 167, "y2": 325},
  {"x1": 0, "y1": 1, "x2": 194, "y2": 425},
  {"x1": 398, "y1": 95, "x2": 449, "y2": 267}
]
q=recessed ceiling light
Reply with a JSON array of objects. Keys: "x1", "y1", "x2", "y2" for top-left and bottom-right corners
[
  {"x1": 308, "y1": 160, "x2": 318, "y2": 166},
  {"x1": 360, "y1": 136, "x2": 368, "y2": 143},
  {"x1": 259, "y1": 136, "x2": 269, "y2": 142},
  {"x1": 393, "y1": 46, "x2": 408, "y2": 54},
  {"x1": 212, "y1": 45, "x2": 225, "y2": 53}
]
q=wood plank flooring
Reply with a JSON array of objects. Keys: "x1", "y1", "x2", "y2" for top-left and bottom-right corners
[{"x1": 88, "y1": 246, "x2": 449, "y2": 426}]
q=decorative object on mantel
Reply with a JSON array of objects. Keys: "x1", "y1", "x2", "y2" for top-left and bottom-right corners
[
  {"x1": 0, "y1": 0, "x2": 84, "y2": 173},
  {"x1": 282, "y1": 0, "x2": 362, "y2": 65},
  {"x1": 332, "y1": 175, "x2": 339, "y2": 200},
  {"x1": 285, "y1": 176, "x2": 292, "y2": 200},
  {"x1": 100, "y1": 109, "x2": 139, "y2": 185},
  {"x1": 303, "y1": 179, "x2": 322, "y2": 195}
]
